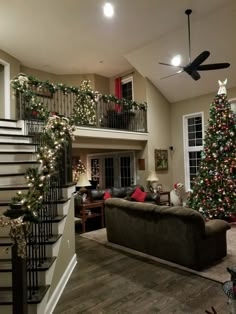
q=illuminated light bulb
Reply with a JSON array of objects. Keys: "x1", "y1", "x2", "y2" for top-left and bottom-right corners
[
  {"x1": 171, "y1": 55, "x2": 181, "y2": 66},
  {"x1": 103, "y1": 2, "x2": 114, "y2": 18}
]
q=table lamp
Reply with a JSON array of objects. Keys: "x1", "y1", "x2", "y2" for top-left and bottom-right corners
[
  {"x1": 146, "y1": 170, "x2": 159, "y2": 193},
  {"x1": 76, "y1": 174, "x2": 91, "y2": 202}
]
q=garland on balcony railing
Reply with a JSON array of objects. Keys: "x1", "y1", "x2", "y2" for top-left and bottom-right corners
[
  {"x1": 0, "y1": 73, "x2": 147, "y2": 257},
  {"x1": 11, "y1": 73, "x2": 147, "y2": 113}
]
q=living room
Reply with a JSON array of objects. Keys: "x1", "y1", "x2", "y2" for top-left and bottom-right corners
[{"x1": 0, "y1": 1, "x2": 235, "y2": 313}]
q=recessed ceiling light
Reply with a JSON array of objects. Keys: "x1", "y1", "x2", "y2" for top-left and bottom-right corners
[
  {"x1": 171, "y1": 55, "x2": 181, "y2": 66},
  {"x1": 103, "y1": 3, "x2": 114, "y2": 18}
]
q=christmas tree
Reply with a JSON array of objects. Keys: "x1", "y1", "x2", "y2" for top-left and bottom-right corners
[
  {"x1": 187, "y1": 79, "x2": 236, "y2": 220},
  {"x1": 71, "y1": 80, "x2": 96, "y2": 126},
  {"x1": 73, "y1": 159, "x2": 86, "y2": 183}
]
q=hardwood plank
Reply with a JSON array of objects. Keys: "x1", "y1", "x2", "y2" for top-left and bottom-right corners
[{"x1": 53, "y1": 234, "x2": 228, "y2": 314}]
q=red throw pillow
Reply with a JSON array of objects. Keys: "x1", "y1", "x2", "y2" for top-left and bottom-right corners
[
  {"x1": 131, "y1": 187, "x2": 147, "y2": 202},
  {"x1": 104, "y1": 191, "x2": 112, "y2": 200}
]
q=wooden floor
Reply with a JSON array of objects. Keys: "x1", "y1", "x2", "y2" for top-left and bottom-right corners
[{"x1": 53, "y1": 233, "x2": 228, "y2": 314}]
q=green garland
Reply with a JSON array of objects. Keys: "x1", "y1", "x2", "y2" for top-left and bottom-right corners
[{"x1": 11, "y1": 73, "x2": 147, "y2": 113}]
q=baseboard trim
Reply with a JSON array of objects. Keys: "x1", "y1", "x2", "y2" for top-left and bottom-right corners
[{"x1": 45, "y1": 253, "x2": 77, "y2": 314}]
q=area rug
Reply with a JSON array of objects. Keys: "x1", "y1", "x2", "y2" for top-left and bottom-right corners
[{"x1": 80, "y1": 225, "x2": 236, "y2": 284}]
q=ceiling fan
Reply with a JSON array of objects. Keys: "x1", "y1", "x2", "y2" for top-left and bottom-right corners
[{"x1": 159, "y1": 9, "x2": 230, "y2": 81}]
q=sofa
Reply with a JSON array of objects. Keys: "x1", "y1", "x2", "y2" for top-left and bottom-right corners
[
  {"x1": 90, "y1": 185, "x2": 160, "y2": 204},
  {"x1": 105, "y1": 198, "x2": 231, "y2": 270}
]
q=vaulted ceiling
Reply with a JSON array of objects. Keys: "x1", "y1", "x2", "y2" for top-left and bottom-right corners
[{"x1": 0, "y1": 0, "x2": 235, "y2": 102}]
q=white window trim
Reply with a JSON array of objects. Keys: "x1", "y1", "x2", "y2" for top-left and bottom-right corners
[
  {"x1": 121, "y1": 75, "x2": 134, "y2": 100},
  {"x1": 183, "y1": 112, "x2": 204, "y2": 191},
  {"x1": 0, "y1": 58, "x2": 10, "y2": 119},
  {"x1": 228, "y1": 97, "x2": 236, "y2": 114}
]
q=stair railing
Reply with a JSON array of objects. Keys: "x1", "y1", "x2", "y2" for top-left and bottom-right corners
[{"x1": 9, "y1": 87, "x2": 74, "y2": 312}]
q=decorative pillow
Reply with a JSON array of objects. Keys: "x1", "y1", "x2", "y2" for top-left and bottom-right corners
[
  {"x1": 131, "y1": 187, "x2": 147, "y2": 202},
  {"x1": 104, "y1": 191, "x2": 112, "y2": 200}
]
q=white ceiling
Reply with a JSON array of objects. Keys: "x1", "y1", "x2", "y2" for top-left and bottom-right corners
[{"x1": 0, "y1": 0, "x2": 235, "y2": 102}]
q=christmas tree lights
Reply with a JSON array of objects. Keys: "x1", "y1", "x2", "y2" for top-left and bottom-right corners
[{"x1": 187, "y1": 80, "x2": 236, "y2": 220}]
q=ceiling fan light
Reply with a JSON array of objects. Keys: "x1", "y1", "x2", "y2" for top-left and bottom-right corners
[{"x1": 171, "y1": 55, "x2": 181, "y2": 66}]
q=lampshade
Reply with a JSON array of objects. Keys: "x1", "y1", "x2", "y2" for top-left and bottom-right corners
[
  {"x1": 76, "y1": 174, "x2": 91, "y2": 187},
  {"x1": 146, "y1": 171, "x2": 159, "y2": 182}
]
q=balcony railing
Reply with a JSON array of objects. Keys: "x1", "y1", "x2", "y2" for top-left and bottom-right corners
[{"x1": 15, "y1": 77, "x2": 147, "y2": 133}]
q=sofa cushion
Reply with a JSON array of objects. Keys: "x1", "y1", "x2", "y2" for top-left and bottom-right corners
[
  {"x1": 104, "y1": 191, "x2": 112, "y2": 200},
  {"x1": 111, "y1": 187, "x2": 127, "y2": 198},
  {"x1": 125, "y1": 185, "x2": 145, "y2": 196},
  {"x1": 131, "y1": 187, "x2": 147, "y2": 202}
]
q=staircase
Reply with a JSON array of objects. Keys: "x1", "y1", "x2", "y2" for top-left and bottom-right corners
[{"x1": 0, "y1": 119, "x2": 77, "y2": 314}]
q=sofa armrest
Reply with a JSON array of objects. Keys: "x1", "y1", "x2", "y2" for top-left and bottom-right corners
[{"x1": 205, "y1": 219, "x2": 231, "y2": 237}]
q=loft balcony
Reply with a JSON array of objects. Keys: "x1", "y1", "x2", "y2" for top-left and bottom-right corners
[{"x1": 15, "y1": 77, "x2": 148, "y2": 134}]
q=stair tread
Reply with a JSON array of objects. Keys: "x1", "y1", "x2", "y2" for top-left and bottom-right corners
[
  {"x1": 0, "y1": 285, "x2": 50, "y2": 305},
  {"x1": 0, "y1": 151, "x2": 36, "y2": 154},
  {"x1": 0, "y1": 212, "x2": 66, "y2": 222},
  {"x1": 0, "y1": 119, "x2": 17, "y2": 122},
  {"x1": 0, "y1": 259, "x2": 11, "y2": 271},
  {"x1": 0, "y1": 126, "x2": 21, "y2": 130},
  {"x1": 35, "y1": 234, "x2": 62, "y2": 244},
  {"x1": 0, "y1": 161, "x2": 39, "y2": 165},
  {"x1": 41, "y1": 215, "x2": 67, "y2": 223},
  {"x1": 41, "y1": 197, "x2": 71, "y2": 204},
  {"x1": 0, "y1": 257, "x2": 57, "y2": 271},
  {"x1": 0, "y1": 237, "x2": 12, "y2": 245},
  {"x1": 0, "y1": 234, "x2": 62, "y2": 245},
  {"x1": 0, "y1": 134, "x2": 33, "y2": 138},
  {"x1": 0, "y1": 142, "x2": 35, "y2": 145},
  {"x1": 0, "y1": 198, "x2": 68, "y2": 206},
  {"x1": 0, "y1": 184, "x2": 28, "y2": 190},
  {"x1": 0, "y1": 172, "x2": 26, "y2": 177},
  {"x1": 0, "y1": 287, "x2": 12, "y2": 304}
]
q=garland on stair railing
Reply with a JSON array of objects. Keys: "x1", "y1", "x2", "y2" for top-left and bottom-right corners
[
  {"x1": 0, "y1": 73, "x2": 147, "y2": 257},
  {"x1": 0, "y1": 114, "x2": 75, "y2": 257},
  {"x1": 0, "y1": 74, "x2": 75, "y2": 257}
]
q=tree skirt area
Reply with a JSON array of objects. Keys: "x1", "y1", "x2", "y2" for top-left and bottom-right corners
[{"x1": 80, "y1": 224, "x2": 236, "y2": 284}]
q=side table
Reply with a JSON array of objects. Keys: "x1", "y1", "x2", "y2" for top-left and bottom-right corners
[
  {"x1": 75, "y1": 200, "x2": 104, "y2": 233},
  {"x1": 159, "y1": 191, "x2": 171, "y2": 206}
]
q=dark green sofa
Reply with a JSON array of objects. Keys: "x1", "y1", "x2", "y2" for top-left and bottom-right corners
[
  {"x1": 105, "y1": 198, "x2": 231, "y2": 270},
  {"x1": 90, "y1": 185, "x2": 160, "y2": 204}
]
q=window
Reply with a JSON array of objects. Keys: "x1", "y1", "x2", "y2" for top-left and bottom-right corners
[
  {"x1": 121, "y1": 76, "x2": 133, "y2": 100},
  {"x1": 183, "y1": 113, "x2": 204, "y2": 190},
  {"x1": 0, "y1": 59, "x2": 10, "y2": 119},
  {"x1": 88, "y1": 151, "x2": 135, "y2": 189},
  {"x1": 229, "y1": 98, "x2": 236, "y2": 117}
]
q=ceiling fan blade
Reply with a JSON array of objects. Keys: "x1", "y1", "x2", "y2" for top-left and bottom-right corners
[
  {"x1": 191, "y1": 51, "x2": 210, "y2": 68},
  {"x1": 159, "y1": 62, "x2": 184, "y2": 68},
  {"x1": 198, "y1": 63, "x2": 230, "y2": 71},
  {"x1": 160, "y1": 70, "x2": 183, "y2": 80},
  {"x1": 190, "y1": 71, "x2": 200, "y2": 80}
]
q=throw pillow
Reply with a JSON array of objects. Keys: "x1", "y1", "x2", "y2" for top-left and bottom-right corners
[
  {"x1": 104, "y1": 191, "x2": 112, "y2": 200},
  {"x1": 131, "y1": 187, "x2": 147, "y2": 202}
]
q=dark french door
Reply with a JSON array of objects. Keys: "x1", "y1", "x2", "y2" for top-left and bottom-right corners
[{"x1": 89, "y1": 152, "x2": 134, "y2": 188}]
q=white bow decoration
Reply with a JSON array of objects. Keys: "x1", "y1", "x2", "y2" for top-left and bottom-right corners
[{"x1": 218, "y1": 78, "x2": 227, "y2": 95}]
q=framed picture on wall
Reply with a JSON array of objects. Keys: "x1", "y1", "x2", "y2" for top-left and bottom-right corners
[{"x1": 155, "y1": 149, "x2": 168, "y2": 171}]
